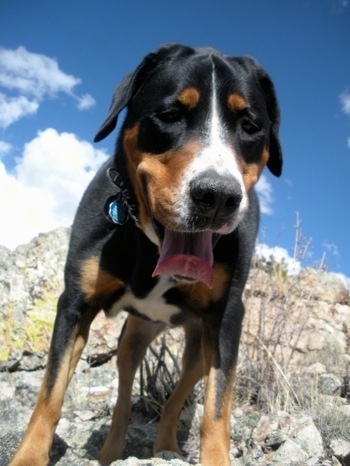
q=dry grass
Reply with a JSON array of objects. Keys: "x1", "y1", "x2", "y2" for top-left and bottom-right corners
[
  {"x1": 238, "y1": 257, "x2": 350, "y2": 451},
  {"x1": 138, "y1": 331, "x2": 204, "y2": 419}
]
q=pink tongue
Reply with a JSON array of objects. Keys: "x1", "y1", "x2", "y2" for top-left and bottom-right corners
[{"x1": 152, "y1": 230, "x2": 214, "y2": 288}]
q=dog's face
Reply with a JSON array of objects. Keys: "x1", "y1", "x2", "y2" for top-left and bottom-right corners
[{"x1": 95, "y1": 44, "x2": 282, "y2": 287}]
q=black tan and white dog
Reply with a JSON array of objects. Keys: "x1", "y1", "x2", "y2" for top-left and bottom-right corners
[{"x1": 10, "y1": 44, "x2": 282, "y2": 466}]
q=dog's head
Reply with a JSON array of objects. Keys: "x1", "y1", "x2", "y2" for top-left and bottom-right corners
[{"x1": 95, "y1": 44, "x2": 282, "y2": 287}]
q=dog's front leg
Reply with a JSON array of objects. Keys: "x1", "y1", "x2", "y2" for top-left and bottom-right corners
[
  {"x1": 200, "y1": 299, "x2": 244, "y2": 466},
  {"x1": 10, "y1": 293, "x2": 97, "y2": 466},
  {"x1": 98, "y1": 315, "x2": 164, "y2": 466},
  {"x1": 154, "y1": 318, "x2": 203, "y2": 457}
]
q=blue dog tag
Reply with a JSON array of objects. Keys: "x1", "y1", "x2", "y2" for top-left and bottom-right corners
[{"x1": 105, "y1": 196, "x2": 128, "y2": 225}]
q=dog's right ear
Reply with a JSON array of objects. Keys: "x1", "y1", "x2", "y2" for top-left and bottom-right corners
[{"x1": 94, "y1": 44, "x2": 194, "y2": 143}]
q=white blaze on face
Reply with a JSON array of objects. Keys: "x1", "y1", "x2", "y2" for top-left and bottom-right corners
[{"x1": 178, "y1": 66, "x2": 248, "y2": 232}]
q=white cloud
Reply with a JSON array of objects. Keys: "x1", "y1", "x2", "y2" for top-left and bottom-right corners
[
  {"x1": 0, "y1": 140, "x2": 13, "y2": 155},
  {"x1": 340, "y1": 91, "x2": 350, "y2": 115},
  {"x1": 339, "y1": 91, "x2": 350, "y2": 148},
  {"x1": 0, "y1": 46, "x2": 95, "y2": 128},
  {"x1": 76, "y1": 93, "x2": 96, "y2": 110},
  {"x1": 255, "y1": 243, "x2": 301, "y2": 275},
  {"x1": 256, "y1": 174, "x2": 274, "y2": 215},
  {"x1": 323, "y1": 241, "x2": 340, "y2": 256},
  {"x1": 0, "y1": 46, "x2": 80, "y2": 97},
  {"x1": 0, "y1": 93, "x2": 39, "y2": 128},
  {"x1": 331, "y1": 0, "x2": 349, "y2": 14},
  {"x1": 0, "y1": 128, "x2": 108, "y2": 249}
]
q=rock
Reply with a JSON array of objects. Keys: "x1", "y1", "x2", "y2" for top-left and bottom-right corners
[
  {"x1": 329, "y1": 438, "x2": 350, "y2": 463},
  {"x1": 0, "y1": 227, "x2": 70, "y2": 361},
  {"x1": 302, "y1": 362, "x2": 327, "y2": 375},
  {"x1": 273, "y1": 438, "x2": 307, "y2": 462},
  {"x1": 318, "y1": 373, "x2": 343, "y2": 396},
  {"x1": 278, "y1": 412, "x2": 293, "y2": 431},
  {"x1": 298, "y1": 268, "x2": 349, "y2": 304},
  {"x1": 111, "y1": 458, "x2": 193, "y2": 466},
  {"x1": 293, "y1": 420, "x2": 324, "y2": 458},
  {"x1": 252, "y1": 414, "x2": 270, "y2": 446},
  {"x1": 0, "y1": 381, "x2": 15, "y2": 402},
  {"x1": 265, "y1": 429, "x2": 288, "y2": 449}
]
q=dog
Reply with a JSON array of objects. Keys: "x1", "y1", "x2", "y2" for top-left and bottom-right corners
[{"x1": 10, "y1": 43, "x2": 282, "y2": 466}]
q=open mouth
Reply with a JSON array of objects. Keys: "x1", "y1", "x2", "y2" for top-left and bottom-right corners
[{"x1": 152, "y1": 224, "x2": 214, "y2": 288}]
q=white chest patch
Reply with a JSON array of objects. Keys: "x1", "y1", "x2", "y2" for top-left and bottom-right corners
[{"x1": 108, "y1": 275, "x2": 181, "y2": 325}]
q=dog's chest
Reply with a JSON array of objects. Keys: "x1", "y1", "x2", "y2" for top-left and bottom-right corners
[{"x1": 108, "y1": 275, "x2": 182, "y2": 324}]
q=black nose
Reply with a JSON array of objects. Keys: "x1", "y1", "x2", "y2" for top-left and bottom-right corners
[{"x1": 190, "y1": 172, "x2": 242, "y2": 220}]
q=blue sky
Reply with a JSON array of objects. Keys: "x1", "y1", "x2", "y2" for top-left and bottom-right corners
[{"x1": 1, "y1": 0, "x2": 350, "y2": 280}]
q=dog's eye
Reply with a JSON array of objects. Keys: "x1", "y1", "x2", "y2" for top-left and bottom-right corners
[
  {"x1": 241, "y1": 119, "x2": 261, "y2": 134},
  {"x1": 157, "y1": 109, "x2": 183, "y2": 123}
]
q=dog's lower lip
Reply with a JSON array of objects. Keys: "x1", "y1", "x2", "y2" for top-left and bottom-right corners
[{"x1": 153, "y1": 218, "x2": 226, "y2": 239}]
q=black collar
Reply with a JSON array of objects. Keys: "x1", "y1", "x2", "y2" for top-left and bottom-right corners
[{"x1": 104, "y1": 167, "x2": 140, "y2": 228}]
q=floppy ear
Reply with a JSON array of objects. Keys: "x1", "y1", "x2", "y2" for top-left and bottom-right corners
[
  {"x1": 256, "y1": 68, "x2": 283, "y2": 177},
  {"x1": 93, "y1": 70, "x2": 141, "y2": 142},
  {"x1": 94, "y1": 44, "x2": 194, "y2": 143},
  {"x1": 235, "y1": 57, "x2": 283, "y2": 177}
]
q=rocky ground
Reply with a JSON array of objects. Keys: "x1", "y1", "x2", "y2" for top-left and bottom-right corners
[{"x1": 1, "y1": 228, "x2": 350, "y2": 465}]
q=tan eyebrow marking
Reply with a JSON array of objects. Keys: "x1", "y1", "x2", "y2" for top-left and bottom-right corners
[
  {"x1": 228, "y1": 93, "x2": 248, "y2": 111},
  {"x1": 177, "y1": 87, "x2": 200, "y2": 109}
]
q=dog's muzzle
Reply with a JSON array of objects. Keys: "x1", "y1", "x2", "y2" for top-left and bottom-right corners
[{"x1": 152, "y1": 173, "x2": 243, "y2": 289}]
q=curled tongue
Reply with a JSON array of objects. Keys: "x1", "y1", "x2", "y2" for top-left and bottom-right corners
[{"x1": 152, "y1": 229, "x2": 214, "y2": 288}]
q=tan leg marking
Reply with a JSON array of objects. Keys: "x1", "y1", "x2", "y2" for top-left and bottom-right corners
[
  {"x1": 154, "y1": 319, "x2": 203, "y2": 455},
  {"x1": 98, "y1": 315, "x2": 164, "y2": 465},
  {"x1": 199, "y1": 331, "x2": 235, "y2": 466},
  {"x1": 10, "y1": 314, "x2": 94, "y2": 466}
]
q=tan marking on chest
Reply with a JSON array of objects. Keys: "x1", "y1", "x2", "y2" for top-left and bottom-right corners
[{"x1": 181, "y1": 263, "x2": 230, "y2": 309}]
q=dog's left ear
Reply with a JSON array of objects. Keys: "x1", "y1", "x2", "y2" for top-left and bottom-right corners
[
  {"x1": 94, "y1": 44, "x2": 194, "y2": 143},
  {"x1": 235, "y1": 57, "x2": 283, "y2": 177},
  {"x1": 257, "y1": 67, "x2": 283, "y2": 177}
]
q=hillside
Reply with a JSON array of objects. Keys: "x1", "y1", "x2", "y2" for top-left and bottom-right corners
[{"x1": 1, "y1": 228, "x2": 349, "y2": 465}]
